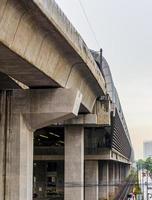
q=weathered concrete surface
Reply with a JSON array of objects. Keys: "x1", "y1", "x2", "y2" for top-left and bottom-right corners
[
  {"x1": 111, "y1": 149, "x2": 131, "y2": 164},
  {"x1": 0, "y1": 0, "x2": 106, "y2": 112},
  {"x1": 65, "y1": 100, "x2": 111, "y2": 126},
  {"x1": 85, "y1": 161, "x2": 98, "y2": 200},
  {"x1": 64, "y1": 126, "x2": 84, "y2": 200},
  {"x1": 109, "y1": 162, "x2": 116, "y2": 199},
  {"x1": 0, "y1": 91, "x2": 7, "y2": 200},
  {"x1": 31, "y1": 0, "x2": 105, "y2": 90},
  {"x1": 115, "y1": 162, "x2": 120, "y2": 195},
  {"x1": 0, "y1": 91, "x2": 33, "y2": 200},
  {"x1": 99, "y1": 161, "x2": 109, "y2": 200},
  {"x1": 119, "y1": 163, "x2": 122, "y2": 184},
  {"x1": 12, "y1": 88, "x2": 82, "y2": 130},
  {"x1": 121, "y1": 164, "x2": 126, "y2": 183},
  {"x1": 125, "y1": 164, "x2": 131, "y2": 177},
  {"x1": 5, "y1": 114, "x2": 33, "y2": 200},
  {"x1": 0, "y1": 88, "x2": 82, "y2": 200}
]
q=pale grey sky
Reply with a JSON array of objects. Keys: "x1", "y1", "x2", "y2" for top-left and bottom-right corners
[{"x1": 55, "y1": 0, "x2": 152, "y2": 159}]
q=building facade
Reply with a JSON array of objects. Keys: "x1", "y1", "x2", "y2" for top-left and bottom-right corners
[{"x1": 143, "y1": 141, "x2": 152, "y2": 159}]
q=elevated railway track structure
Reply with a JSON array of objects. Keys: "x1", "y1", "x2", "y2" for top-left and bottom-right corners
[
  {"x1": 114, "y1": 174, "x2": 136, "y2": 200},
  {"x1": 0, "y1": 0, "x2": 134, "y2": 200}
]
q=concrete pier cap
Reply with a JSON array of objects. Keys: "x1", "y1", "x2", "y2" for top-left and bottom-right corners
[{"x1": 12, "y1": 88, "x2": 82, "y2": 130}]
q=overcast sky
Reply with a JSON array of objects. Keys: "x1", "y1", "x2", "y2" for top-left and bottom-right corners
[{"x1": 55, "y1": 0, "x2": 152, "y2": 159}]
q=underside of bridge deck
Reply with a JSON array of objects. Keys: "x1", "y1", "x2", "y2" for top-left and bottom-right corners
[
  {"x1": 0, "y1": 1, "x2": 133, "y2": 200},
  {"x1": 0, "y1": 0, "x2": 106, "y2": 112}
]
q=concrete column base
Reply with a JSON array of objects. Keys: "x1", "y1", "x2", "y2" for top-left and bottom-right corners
[
  {"x1": 85, "y1": 161, "x2": 98, "y2": 200},
  {"x1": 99, "y1": 161, "x2": 109, "y2": 200},
  {"x1": 115, "y1": 162, "x2": 120, "y2": 196},
  {"x1": 109, "y1": 162, "x2": 115, "y2": 199},
  {"x1": 64, "y1": 126, "x2": 84, "y2": 200}
]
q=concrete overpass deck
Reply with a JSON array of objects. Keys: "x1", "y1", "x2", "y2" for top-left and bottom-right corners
[
  {"x1": 0, "y1": 1, "x2": 133, "y2": 200},
  {"x1": 0, "y1": 0, "x2": 106, "y2": 112}
]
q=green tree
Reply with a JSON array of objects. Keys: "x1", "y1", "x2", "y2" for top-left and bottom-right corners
[
  {"x1": 137, "y1": 159, "x2": 145, "y2": 170},
  {"x1": 137, "y1": 157, "x2": 152, "y2": 172},
  {"x1": 145, "y1": 157, "x2": 152, "y2": 172}
]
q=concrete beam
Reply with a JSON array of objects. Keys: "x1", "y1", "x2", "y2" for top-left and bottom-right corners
[
  {"x1": 65, "y1": 100, "x2": 111, "y2": 126},
  {"x1": 111, "y1": 149, "x2": 131, "y2": 164},
  {"x1": 64, "y1": 113, "x2": 110, "y2": 126},
  {"x1": 12, "y1": 88, "x2": 82, "y2": 129},
  {"x1": 65, "y1": 114, "x2": 98, "y2": 126},
  {"x1": 85, "y1": 149, "x2": 111, "y2": 161},
  {"x1": 34, "y1": 150, "x2": 131, "y2": 164},
  {"x1": 25, "y1": 0, "x2": 106, "y2": 93}
]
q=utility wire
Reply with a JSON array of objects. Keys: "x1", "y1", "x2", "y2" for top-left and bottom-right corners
[{"x1": 77, "y1": 0, "x2": 101, "y2": 49}]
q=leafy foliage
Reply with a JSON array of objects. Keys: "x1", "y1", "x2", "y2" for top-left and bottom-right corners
[{"x1": 137, "y1": 157, "x2": 152, "y2": 173}]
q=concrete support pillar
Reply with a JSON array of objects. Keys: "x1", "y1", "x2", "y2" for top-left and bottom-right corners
[
  {"x1": 5, "y1": 113, "x2": 33, "y2": 200},
  {"x1": 115, "y1": 162, "x2": 120, "y2": 195},
  {"x1": 124, "y1": 165, "x2": 126, "y2": 181},
  {"x1": 85, "y1": 161, "x2": 98, "y2": 200},
  {"x1": 0, "y1": 91, "x2": 33, "y2": 200},
  {"x1": 99, "y1": 161, "x2": 109, "y2": 200},
  {"x1": 119, "y1": 163, "x2": 122, "y2": 184},
  {"x1": 125, "y1": 164, "x2": 130, "y2": 178},
  {"x1": 121, "y1": 164, "x2": 124, "y2": 183},
  {"x1": 124, "y1": 165, "x2": 127, "y2": 178},
  {"x1": 109, "y1": 162, "x2": 115, "y2": 199},
  {"x1": 64, "y1": 126, "x2": 84, "y2": 200},
  {"x1": 121, "y1": 164, "x2": 125, "y2": 183},
  {"x1": 115, "y1": 163, "x2": 119, "y2": 185},
  {"x1": 0, "y1": 91, "x2": 7, "y2": 200}
]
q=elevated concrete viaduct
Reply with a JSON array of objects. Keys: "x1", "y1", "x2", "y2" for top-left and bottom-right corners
[
  {"x1": 0, "y1": 0, "x2": 106, "y2": 112},
  {"x1": 0, "y1": 1, "x2": 134, "y2": 200}
]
